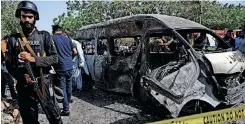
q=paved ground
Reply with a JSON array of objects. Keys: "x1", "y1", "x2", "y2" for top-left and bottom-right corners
[
  {"x1": 38, "y1": 88, "x2": 165, "y2": 124},
  {"x1": 2, "y1": 86, "x2": 245, "y2": 124}
]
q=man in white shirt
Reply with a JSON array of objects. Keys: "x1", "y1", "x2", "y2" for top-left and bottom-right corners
[{"x1": 63, "y1": 30, "x2": 89, "y2": 93}]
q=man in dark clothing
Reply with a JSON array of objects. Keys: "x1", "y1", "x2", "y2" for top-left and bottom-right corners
[
  {"x1": 224, "y1": 30, "x2": 235, "y2": 48},
  {"x1": 194, "y1": 33, "x2": 210, "y2": 49},
  {"x1": 164, "y1": 35, "x2": 177, "y2": 52},
  {"x1": 1, "y1": 36, "x2": 18, "y2": 99},
  {"x1": 52, "y1": 25, "x2": 76, "y2": 116},
  {"x1": 1, "y1": 65, "x2": 18, "y2": 99},
  {"x1": 5, "y1": 1, "x2": 62, "y2": 124},
  {"x1": 238, "y1": 29, "x2": 245, "y2": 55}
]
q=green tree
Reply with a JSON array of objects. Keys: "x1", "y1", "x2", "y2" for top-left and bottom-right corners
[
  {"x1": 1, "y1": 1, "x2": 19, "y2": 38},
  {"x1": 53, "y1": 1, "x2": 245, "y2": 36},
  {"x1": 201, "y1": 2, "x2": 245, "y2": 29}
]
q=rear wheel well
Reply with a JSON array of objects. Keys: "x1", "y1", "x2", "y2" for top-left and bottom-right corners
[
  {"x1": 179, "y1": 100, "x2": 214, "y2": 117},
  {"x1": 132, "y1": 73, "x2": 171, "y2": 115}
]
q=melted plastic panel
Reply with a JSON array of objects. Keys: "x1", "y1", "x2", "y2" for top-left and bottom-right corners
[
  {"x1": 144, "y1": 62, "x2": 221, "y2": 117},
  {"x1": 94, "y1": 55, "x2": 107, "y2": 81},
  {"x1": 104, "y1": 42, "x2": 141, "y2": 93},
  {"x1": 83, "y1": 36, "x2": 141, "y2": 93}
]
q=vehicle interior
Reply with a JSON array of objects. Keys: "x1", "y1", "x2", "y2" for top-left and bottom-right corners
[
  {"x1": 177, "y1": 29, "x2": 231, "y2": 53},
  {"x1": 82, "y1": 39, "x2": 96, "y2": 55},
  {"x1": 109, "y1": 37, "x2": 140, "y2": 56},
  {"x1": 147, "y1": 31, "x2": 190, "y2": 70}
]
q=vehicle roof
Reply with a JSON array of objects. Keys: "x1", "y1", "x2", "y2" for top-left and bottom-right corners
[
  {"x1": 79, "y1": 14, "x2": 207, "y2": 30},
  {"x1": 75, "y1": 14, "x2": 208, "y2": 40}
]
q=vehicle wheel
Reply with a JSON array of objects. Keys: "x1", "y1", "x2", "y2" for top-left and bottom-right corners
[{"x1": 179, "y1": 100, "x2": 214, "y2": 117}]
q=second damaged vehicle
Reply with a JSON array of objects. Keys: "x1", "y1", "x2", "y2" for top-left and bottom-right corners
[{"x1": 75, "y1": 14, "x2": 245, "y2": 117}]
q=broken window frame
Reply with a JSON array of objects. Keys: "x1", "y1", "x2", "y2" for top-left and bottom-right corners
[
  {"x1": 176, "y1": 29, "x2": 231, "y2": 52},
  {"x1": 109, "y1": 36, "x2": 140, "y2": 57}
]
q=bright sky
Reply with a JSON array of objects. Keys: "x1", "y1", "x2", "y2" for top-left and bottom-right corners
[
  {"x1": 33, "y1": 1, "x2": 67, "y2": 33},
  {"x1": 33, "y1": 1, "x2": 245, "y2": 34}
]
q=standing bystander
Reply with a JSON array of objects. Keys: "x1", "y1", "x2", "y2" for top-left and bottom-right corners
[
  {"x1": 224, "y1": 30, "x2": 235, "y2": 48},
  {"x1": 52, "y1": 25, "x2": 76, "y2": 116},
  {"x1": 1, "y1": 36, "x2": 18, "y2": 99},
  {"x1": 63, "y1": 30, "x2": 89, "y2": 93},
  {"x1": 238, "y1": 29, "x2": 245, "y2": 55}
]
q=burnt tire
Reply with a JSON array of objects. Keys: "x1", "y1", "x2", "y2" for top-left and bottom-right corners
[{"x1": 179, "y1": 100, "x2": 214, "y2": 117}]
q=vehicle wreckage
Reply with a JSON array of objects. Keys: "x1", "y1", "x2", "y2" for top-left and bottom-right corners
[{"x1": 75, "y1": 14, "x2": 245, "y2": 117}]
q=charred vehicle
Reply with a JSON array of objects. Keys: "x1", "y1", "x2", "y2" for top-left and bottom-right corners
[{"x1": 75, "y1": 14, "x2": 245, "y2": 117}]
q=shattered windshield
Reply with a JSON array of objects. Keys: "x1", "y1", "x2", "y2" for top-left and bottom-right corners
[{"x1": 177, "y1": 29, "x2": 231, "y2": 53}]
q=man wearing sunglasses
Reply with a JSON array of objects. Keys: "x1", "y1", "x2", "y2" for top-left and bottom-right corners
[{"x1": 5, "y1": 1, "x2": 62, "y2": 124}]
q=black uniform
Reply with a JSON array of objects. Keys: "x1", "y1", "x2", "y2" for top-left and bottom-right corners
[{"x1": 5, "y1": 29, "x2": 61, "y2": 124}]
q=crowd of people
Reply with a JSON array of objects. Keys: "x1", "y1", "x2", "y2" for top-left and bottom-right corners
[
  {"x1": 225, "y1": 30, "x2": 245, "y2": 55},
  {"x1": 150, "y1": 35, "x2": 177, "y2": 53},
  {"x1": 194, "y1": 29, "x2": 245, "y2": 54},
  {"x1": 83, "y1": 42, "x2": 95, "y2": 54},
  {"x1": 185, "y1": 29, "x2": 245, "y2": 54},
  {"x1": 114, "y1": 39, "x2": 138, "y2": 56}
]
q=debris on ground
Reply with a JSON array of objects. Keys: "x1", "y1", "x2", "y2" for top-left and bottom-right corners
[
  {"x1": 1, "y1": 88, "x2": 244, "y2": 124},
  {"x1": 1, "y1": 99, "x2": 22, "y2": 124}
]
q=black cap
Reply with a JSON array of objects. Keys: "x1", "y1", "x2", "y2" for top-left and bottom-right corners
[{"x1": 15, "y1": 1, "x2": 39, "y2": 20}]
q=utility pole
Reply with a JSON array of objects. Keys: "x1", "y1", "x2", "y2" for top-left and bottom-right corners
[{"x1": 200, "y1": 0, "x2": 203, "y2": 24}]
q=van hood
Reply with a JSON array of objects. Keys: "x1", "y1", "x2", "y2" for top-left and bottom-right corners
[{"x1": 204, "y1": 51, "x2": 245, "y2": 74}]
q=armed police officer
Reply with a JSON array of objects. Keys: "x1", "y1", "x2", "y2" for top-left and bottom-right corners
[{"x1": 5, "y1": 1, "x2": 63, "y2": 124}]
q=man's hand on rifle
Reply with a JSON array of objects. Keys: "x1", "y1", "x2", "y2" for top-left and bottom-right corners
[
  {"x1": 20, "y1": 52, "x2": 36, "y2": 62},
  {"x1": 24, "y1": 74, "x2": 36, "y2": 84}
]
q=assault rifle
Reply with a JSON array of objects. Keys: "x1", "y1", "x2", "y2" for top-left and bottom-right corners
[{"x1": 17, "y1": 27, "x2": 63, "y2": 124}]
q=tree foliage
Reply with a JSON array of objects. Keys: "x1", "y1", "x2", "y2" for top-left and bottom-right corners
[
  {"x1": 54, "y1": 1, "x2": 245, "y2": 36},
  {"x1": 1, "y1": 1, "x2": 19, "y2": 38}
]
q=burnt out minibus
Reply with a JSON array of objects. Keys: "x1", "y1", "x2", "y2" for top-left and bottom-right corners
[{"x1": 75, "y1": 14, "x2": 245, "y2": 117}]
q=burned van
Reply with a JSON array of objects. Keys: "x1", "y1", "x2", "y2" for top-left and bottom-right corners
[{"x1": 75, "y1": 14, "x2": 245, "y2": 117}]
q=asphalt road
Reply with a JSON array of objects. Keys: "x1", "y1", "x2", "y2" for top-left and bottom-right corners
[
  {"x1": 38, "y1": 87, "x2": 165, "y2": 124},
  {"x1": 2, "y1": 86, "x2": 245, "y2": 124},
  {"x1": 38, "y1": 87, "x2": 245, "y2": 124}
]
